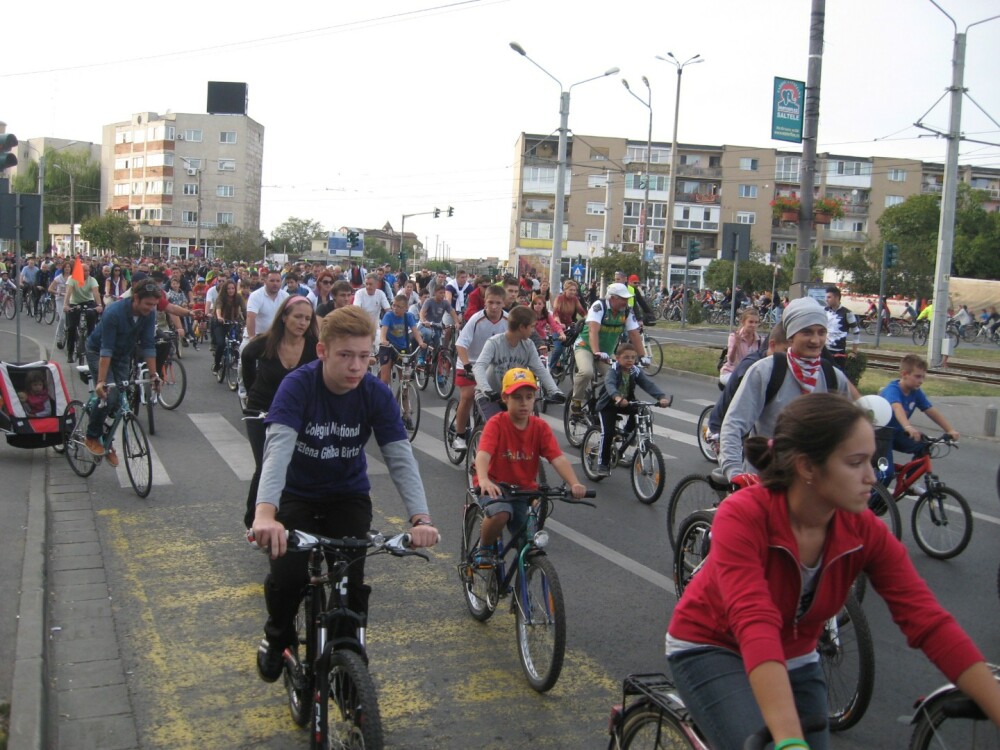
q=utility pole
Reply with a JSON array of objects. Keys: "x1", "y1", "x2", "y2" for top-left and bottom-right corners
[
  {"x1": 195, "y1": 168, "x2": 202, "y2": 261},
  {"x1": 792, "y1": 0, "x2": 826, "y2": 300}
]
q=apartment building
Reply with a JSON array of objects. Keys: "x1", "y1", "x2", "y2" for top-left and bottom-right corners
[
  {"x1": 100, "y1": 111, "x2": 264, "y2": 258},
  {"x1": 509, "y1": 131, "x2": 1000, "y2": 286}
]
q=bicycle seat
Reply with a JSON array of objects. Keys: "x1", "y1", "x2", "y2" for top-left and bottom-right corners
[{"x1": 709, "y1": 468, "x2": 732, "y2": 490}]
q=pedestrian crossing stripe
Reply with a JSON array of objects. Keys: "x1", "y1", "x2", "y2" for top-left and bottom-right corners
[{"x1": 111, "y1": 419, "x2": 173, "y2": 488}]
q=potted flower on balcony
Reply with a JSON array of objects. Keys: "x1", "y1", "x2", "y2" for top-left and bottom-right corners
[
  {"x1": 770, "y1": 195, "x2": 800, "y2": 222},
  {"x1": 814, "y1": 197, "x2": 844, "y2": 224}
]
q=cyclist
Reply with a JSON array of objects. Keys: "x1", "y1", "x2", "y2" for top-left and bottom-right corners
[
  {"x1": 471, "y1": 367, "x2": 587, "y2": 566},
  {"x1": 452, "y1": 284, "x2": 508, "y2": 450},
  {"x1": 593, "y1": 342, "x2": 671, "y2": 477},
  {"x1": 822, "y1": 286, "x2": 860, "y2": 372},
  {"x1": 63, "y1": 262, "x2": 104, "y2": 363},
  {"x1": 18, "y1": 256, "x2": 40, "y2": 314},
  {"x1": 719, "y1": 297, "x2": 851, "y2": 484},
  {"x1": 82, "y1": 280, "x2": 163, "y2": 466},
  {"x1": 570, "y1": 282, "x2": 646, "y2": 417},
  {"x1": 250, "y1": 305, "x2": 440, "y2": 681},
  {"x1": 48, "y1": 260, "x2": 73, "y2": 349},
  {"x1": 416, "y1": 284, "x2": 451, "y2": 367},
  {"x1": 444, "y1": 269, "x2": 473, "y2": 325},
  {"x1": 245, "y1": 270, "x2": 289, "y2": 342},
  {"x1": 878, "y1": 354, "x2": 959, "y2": 480},
  {"x1": 472, "y1": 305, "x2": 564, "y2": 422},
  {"x1": 316, "y1": 279, "x2": 353, "y2": 318},
  {"x1": 352, "y1": 273, "x2": 391, "y2": 344},
  {"x1": 378, "y1": 293, "x2": 427, "y2": 388},
  {"x1": 667, "y1": 392, "x2": 1000, "y2": 750},
  {"x1": 211, "y1": 280, "x2": 246, "y2": 375}
]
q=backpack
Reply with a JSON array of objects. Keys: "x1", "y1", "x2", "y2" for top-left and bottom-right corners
[
  {"x1": 764, "y1": 353, "x2": 838, "y2": 406},
  {"x1": 716, "y1": 347, "x2": 728, "y2": 371}
]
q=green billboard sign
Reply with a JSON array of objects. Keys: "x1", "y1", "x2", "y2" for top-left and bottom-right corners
[{"x1": 772, "y1": 77, "x2": 805, "y2": 143}]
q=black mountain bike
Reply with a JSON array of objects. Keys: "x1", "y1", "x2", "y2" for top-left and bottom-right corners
[{"x1": 250, "y1": 528, "x2": 427, "y2": 749}]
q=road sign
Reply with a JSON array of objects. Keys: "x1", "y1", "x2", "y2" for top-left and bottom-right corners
[{"x1": 571, "y1": 264, "x2": 585, "y2": 281}]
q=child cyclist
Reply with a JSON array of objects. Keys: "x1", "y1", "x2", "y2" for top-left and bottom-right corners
[
  {"x1": 378, "y1": 293, "x2": 427, "y2": 388},
  {"x1": 472, "y1": 368, "x2": 588, "y2": 565},
  {"x1": 593, "y1": 342, "x2": 672, "y2": 476},
  {"x1": 667, "y1": 392, "x2": 1000, "y2": 750}
]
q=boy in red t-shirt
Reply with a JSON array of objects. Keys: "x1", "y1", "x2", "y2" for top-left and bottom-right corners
[{"x1": 473, "y1": 367, "x2": 587, "y2": 565}]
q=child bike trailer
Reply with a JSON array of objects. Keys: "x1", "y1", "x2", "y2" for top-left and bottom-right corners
[{"x1": 0, "y1": 360, "x2": 74, "y2": 449}]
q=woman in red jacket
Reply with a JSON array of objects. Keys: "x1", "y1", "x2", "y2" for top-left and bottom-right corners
[{"x1": 666, "y1": 392, "x2": 1000, "y2": 750}]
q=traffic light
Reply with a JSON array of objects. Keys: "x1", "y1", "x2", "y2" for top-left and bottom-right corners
[
  {"x1": 433, "y1": 207, "x2": 441, "y2": 218},
  {"x1": 0, "y1": 134, "x2": 17, "y2": 171},
  {"x1": 447, "y1": 206, "x2": 454, "y2": 217},
  {"x1": 885, "y1": 242, "x2": 899, "y2": 268},
  {"x1": 687, "y1": 238, "x2": 701, "y2": 262},
  {"x1": 347, "y1": 230, "x2": 359, "y2": 249},
  {"x1": 398, "y1": 250, "x2": 405, "y2": 263}
]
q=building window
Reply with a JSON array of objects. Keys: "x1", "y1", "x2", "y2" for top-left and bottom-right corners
[
  {"x1": 679, "y1": 154, "x2": 700, "y2": 166},
  {"x1": 219, "y1": 131, "x2": 237, "y2": 144},
  {"x1": 851, "y1": 220, "x2": 864, "y2": 232},
  {"x1": 184, "y1": 158, "x2": 203, "y2": 170},
  {"x1": 519, "y1": 221, "x2": 552, "y2": 239},
  {"x1": 650, "y1": 147, "x2": 670, "y2": 163},
  {"x1": 164, "y1": 181, "x2": 173, "y2": 195},
  {"x1": 182, "y1": 211, "x2": 198, "y2": 224},
  {"x1": 181, "y1": 129, "x2": 203, "y2": 142},
  {"x1": 183, "y1": 183, "x2": 198, "y2": 196},
  {"x1": 134, "y1": 156, "x2": 144, "y2": 168},
  {"x1": 525, "y1": 166, "x2": 556, "y2": 183},
  {"x1": 587, "y1": 174, "x2": 607, "y2": 189},
  {"x1": 885, "y1": 195, "x2": 904, "y2": 207},
  {"x1": 703, "y1": 209, "x2": 712, "y2": 221},
  {"x1": 114, "y1": 183, "x2": 129, "y2": 196},
  {"x1": 585, "y1": 230, "x2": 603, "y2": 243},
  {"x1": 776, "y1": 155, "x2": 799, "y2": 182},
  {"x1": 738, "y1": 184, "x2": 758, "y2": 199},
  {"x1": 888, "y1": 168, "x2": 907, "y2": 182},
  {"x1": 132, "y1": 182, "x2": 143, "y2": 195},
  {"x1": 217, "y1": 212, "x2": 234, "y2": 225},
  {"x1": 145, "y1": 153, "x2": 173, "y2": 168},
  {"x1": 217, "y1": 185, "x2": 235, "y2": 198},
  {"x1": 835, "y1": 160, "x2": 870, "y2": 176},
  {"x1": 218, "y1": 159, "x2": 236, "y2": 172},
  {"x1": 739, "y1": 158, "x2": 759, "y2": 171},
  {"x1": 709, "y1": 156, "x2": 721, "y2": 168},
  {"x1": 586, "y1": 202, "x2": 606, "y2": 215},
  {"x1": 590, "y1": 148, "x2": 608, "y2": 161},
  {"x1": 142, "y1": 208, "x2": 162, "y2": 221},
  {"x1": 625, "y1": 146, "x2": 647, "y2": 163},
  {"x1": 736, "y1": 211, "x2": 756, "y2": 224}
]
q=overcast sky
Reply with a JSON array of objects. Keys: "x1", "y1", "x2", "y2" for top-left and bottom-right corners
[{"x1": 3, "y1": 0, "x2": 998, "y2": 261}]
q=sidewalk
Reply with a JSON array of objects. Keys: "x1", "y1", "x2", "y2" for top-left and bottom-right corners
[{"x1": 3, "y1": 327, "x2": 138, "y2": 750}]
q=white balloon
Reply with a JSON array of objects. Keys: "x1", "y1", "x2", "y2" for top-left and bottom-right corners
[{"x1": 857, "y1": 395, "x2": 893, "y2": 427}]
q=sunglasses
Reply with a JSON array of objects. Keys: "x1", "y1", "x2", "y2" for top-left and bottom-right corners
[{"x1": 319, "y1": 279, "x2": 334, "y2": 285}]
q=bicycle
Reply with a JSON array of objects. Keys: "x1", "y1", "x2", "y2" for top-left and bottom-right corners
[
  {"x1": 580, "y1": 400, "x2": 670, "y2": 504},
  {"x1": 0, "y1": 286, "x2": 15, "y2": 320},
  {"x1": 215, "y1": 320, "x2": 242, "y2": 391},
  {"x1": 908, "y1": 663, "x2": 1000, "y2": 749},
  {"x1": 414, "y1": 323, "x2": 456, "y2": 399},
  {"x1": 443, "y1": 388, "x2": 479, "y2": 467},
  {"x1": 63, "y1": 368, "x2": 154, "y2": 497},
  {"x1": 607, "y1": 672, "x2": 828, "y2": 749},
  {"x1": 34, "y1": 291, "x2": 56, "y2": 325},
  {"x1": 695, "y1": 404, "x2": 719, "y2": 463},
  {"x1": 386, "y1": 344, "x2": 421, "y2": 441},
  {"x1": 153, "y1": 329, "x2": 187, "y2": 411},
  {"x1": 548, "y1": 320, "x2": 582, "y2": 387},
  {"x1": 563, "y1": 353, "x2": 604, "y2": 448},
  {"x1": 249, "y1": 528, "x2": 428, "y2": 749},
  {"x1": 672, "y1": 507, "x2": 875, "y2": 733},
  {"x1": 881, "y1": 434, "x2": 972, "y2": 559},
  {"x1": 458, "y1": 482, "x2": 595, "y2": 692},
  {"x1": 632, "y1": 324, "x2": 664, "y2": 377},
  {"x1": 66, "y1": 302, "x2": 99, "y2": 365},
  {"x1": 911, "y1": 319, "x2": 961, "y2": 349}
]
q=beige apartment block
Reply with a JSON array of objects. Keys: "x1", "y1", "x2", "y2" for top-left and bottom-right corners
[{"x1": 101, "y1": 111, "x2": 264, "y2": 259}]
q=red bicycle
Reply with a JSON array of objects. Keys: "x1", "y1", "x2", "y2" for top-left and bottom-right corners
[{"x1": 883, "y1": 434, "x2": 973, "y2": 559}]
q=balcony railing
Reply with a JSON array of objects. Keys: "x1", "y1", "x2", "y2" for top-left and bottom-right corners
[
  {"x1": 922, "y1": 183, "x2": 943, "y2": 194},
  {"x1": 676, "y1": 164, "x2": 722, "y2": 178},
  {"x1": 676, "y1": 192, "x2": 720, "y2": 204}
]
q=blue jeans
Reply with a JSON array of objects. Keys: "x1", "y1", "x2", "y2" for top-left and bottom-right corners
[
  {"x1": 548, "y1": 339, "x2": 565, "y2": 373},
  {"x1": 84, "y1": 351, "x2": 130, "y2": 441},
  {"x1": 667, "y1": 646, "x2": 828, "y2": 750},
  {"x1": 417, "y1": 325, "x2": 440, "y2": 364}
]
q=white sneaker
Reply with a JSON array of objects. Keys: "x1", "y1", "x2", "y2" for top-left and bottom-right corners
[{"x1": 452, "y1": 435, "x2": 467, "y2": 451}]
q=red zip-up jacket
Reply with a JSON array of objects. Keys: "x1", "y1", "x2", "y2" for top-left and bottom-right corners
[{"x1": 668, "y1": 485, "x2": 983, "y2": 683}]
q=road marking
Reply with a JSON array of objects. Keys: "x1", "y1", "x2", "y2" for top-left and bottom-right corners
[
  {"x1": 112, "y1": 420, "x2": 172, "y2": 487},
  {"x1": 188, "y1": 412, "x2": 258, "y2": 477},
  {"x1": 686, "y1": 398, "x2": 716, "y2": 407}
]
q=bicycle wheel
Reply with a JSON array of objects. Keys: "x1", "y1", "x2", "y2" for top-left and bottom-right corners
[
  {"x1": 434, "y1": 351, "x2": 456, "y2": 400},
  {"x1": 215, "y1": 352, "x2": 226, "y2": 383},
  {"x1": 673, "y1": 509, "x2": 715, "y2": 597},
  {"x1": 459, "y1": 502, "x2": 497, "y2": 621},
  {"x1": 285, "y1": 584, "x2": 322, "y2": 728},
  {"x1": 821, "y1": 592, "x2": 875, "y2": 732},
  {"x1": 642, "y1": 336, "x2": 664, "y2": 376},
  {"x1": 580, "y1": 427, "x2": 606, "y2": 482},
  {"x1": 516, "y1": 555, "x2": 565, "y2": 692},
  {"x1": 43, "y1": 298, "x2": 56, "y2": 325},
  {"x1": 394, "y1": 379, "x2": 419, "y2": 441},
  {"x1": 33, "y1": 298, "x2": 44, "y2": 323},
  {"x1": 1, "y1": 294, "x2": 14, "y2": 320},
  {"x1": 888, "y1": 320, "x2": 903, "y2": 337},
  {"x1": 911, "y1": 487, "x2": 973, "y2": 559},
  {"x1": 157, "y1": 358, "x2": 187, "y2": 410},
  {"x1": 666, "y1": 475, "x2": 725, "y2": 552},
  {"x1": 122, "y1": 415, "x2": 152, "y2": 498},
  {"x1": 319, "y1": 648, "x2": 383, "y2": 750},
  {"x1": 632, "y1": 441, "x2": 665, "y2": 505},
  {"x1": 909, "y1": 691, "x2": 1000, "y2": 750},
  {"x1": 912, "y1": 324, "x2": 928, "y2": 346},
  {"x1": 961, "y1": 324, "x2": 982, "y2": 344},
  {"x1": 443, "y1": 398, "x2": 467, "y2": 465},
  {"x1": 226, "y1": 349, "x2": 239, "y2": 391},
  {"x1": 64, "y1": 400, "x2": 98, "y2": 477},
  {"x1": 563, "y1": 397, "x2": 590, "y2": 448},
  {"x1": 618, "y1": 704, "x2": 698, "y2": 749},
  {"x1": 696, "y1": 405, "x2": 719, "y2": 463},
  {"x1": 868, "y1": 483, "x2": 902, "y2": 540},
  {"x1": 414, "y1": 354, "x2": 429, "y2": 390},
  {"x1": 465, "y1": 426, "x2": 484, "y2": 490}
]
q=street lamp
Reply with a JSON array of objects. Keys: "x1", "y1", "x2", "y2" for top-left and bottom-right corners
[
  {"x1": 622, "y1": 76, "x2": 653, "y2": 283},
  {"x1": 655, "y1": 52, "x2": 702, "y2": 289},
  {"x1": 510, "y1": 42, "x2": 619, "y2": 286}
]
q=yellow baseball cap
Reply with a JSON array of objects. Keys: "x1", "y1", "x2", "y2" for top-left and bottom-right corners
[{"x1": 501, "y1": 367, "x2": 538, "y2": 395}]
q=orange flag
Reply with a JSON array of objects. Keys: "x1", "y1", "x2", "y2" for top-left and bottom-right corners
[{"x1": 71, "y1": 256, "x2": 85, "y2": 284}]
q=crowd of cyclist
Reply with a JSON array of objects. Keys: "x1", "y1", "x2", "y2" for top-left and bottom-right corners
[{"x1": 4, "y1": 248, "x2": 999, "y2": 747}]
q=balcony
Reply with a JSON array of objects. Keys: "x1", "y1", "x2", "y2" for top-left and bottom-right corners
[
  {"x1": 922, "y1": 183, "x2": 943, "y2": 195},
  {"x1": 676, "y1": 191, "x2": 720, "y2": 204},
  {"x1": 676, "y1": 164, "x2": 722, "y2": 178},
  {"x1": 843, "y1": 201, "x2": 870, "y2": 216}
]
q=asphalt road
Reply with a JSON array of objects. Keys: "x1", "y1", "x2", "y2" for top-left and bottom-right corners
[{"x1": 5, "y1": 312, "x2": 999, "y2": 749}]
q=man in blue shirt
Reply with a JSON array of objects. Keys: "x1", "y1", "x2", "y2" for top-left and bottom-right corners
[{"x1": 880, "y1": 354, "x2": 959, "y2": 461}]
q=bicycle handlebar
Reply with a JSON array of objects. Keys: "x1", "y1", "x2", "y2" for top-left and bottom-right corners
[
  {"x1": 474, "y1": 482, "x2": 597, "y2": 507},
  {"x1": 246, "y1": 528, "x2": 423, "y2": 559}
]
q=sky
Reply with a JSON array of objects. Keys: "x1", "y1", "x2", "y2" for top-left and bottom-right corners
[{"x1": 3, "y1": 0, "x2": 999, "y2": 262}]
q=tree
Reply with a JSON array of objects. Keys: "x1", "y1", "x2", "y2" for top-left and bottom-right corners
[
  {"x1": 80, "y1": 212, "x2": 140, "y2": 257},
  {"x1": 704, "y1": 250, "x2": 806, "y2": 295},
  {"x1": 952, "y1": 187, "x2": 1000, "y2": 281},
  {"x1": 212, "y1": 224, "x2": 267, "y2": 264},
  {"x1": 363, "y1": 236, "x2": 394, "y2": 269},
  {"x1": 590, "y1": 248, "x2": 641, "y2": 283},
  {"x1": 270, "y1": 217, "x2": 325, "y2": 256}
]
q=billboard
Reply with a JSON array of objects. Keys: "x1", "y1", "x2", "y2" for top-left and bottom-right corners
[{"x1": 772, "y1": 77, "x2": 805, "y2": 143}]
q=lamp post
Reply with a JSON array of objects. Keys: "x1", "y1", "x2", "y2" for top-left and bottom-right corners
[
  {"x1": 510, "y1": 42, "x2": 619, "y2": 287},
  {"x1": 655, "y1": 52, "x2": 702, "y2": 290},
  {"x1": 622, "y1": 76, "x2": 653, "y2": 283}
]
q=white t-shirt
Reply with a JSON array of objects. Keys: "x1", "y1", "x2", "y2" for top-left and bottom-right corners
[
  {"x1": 246, "y1": 287, "x2": 289, "y2": 337},
  {"x1": 353, "y1": 288, "x2": 390, "y2": 333}
]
